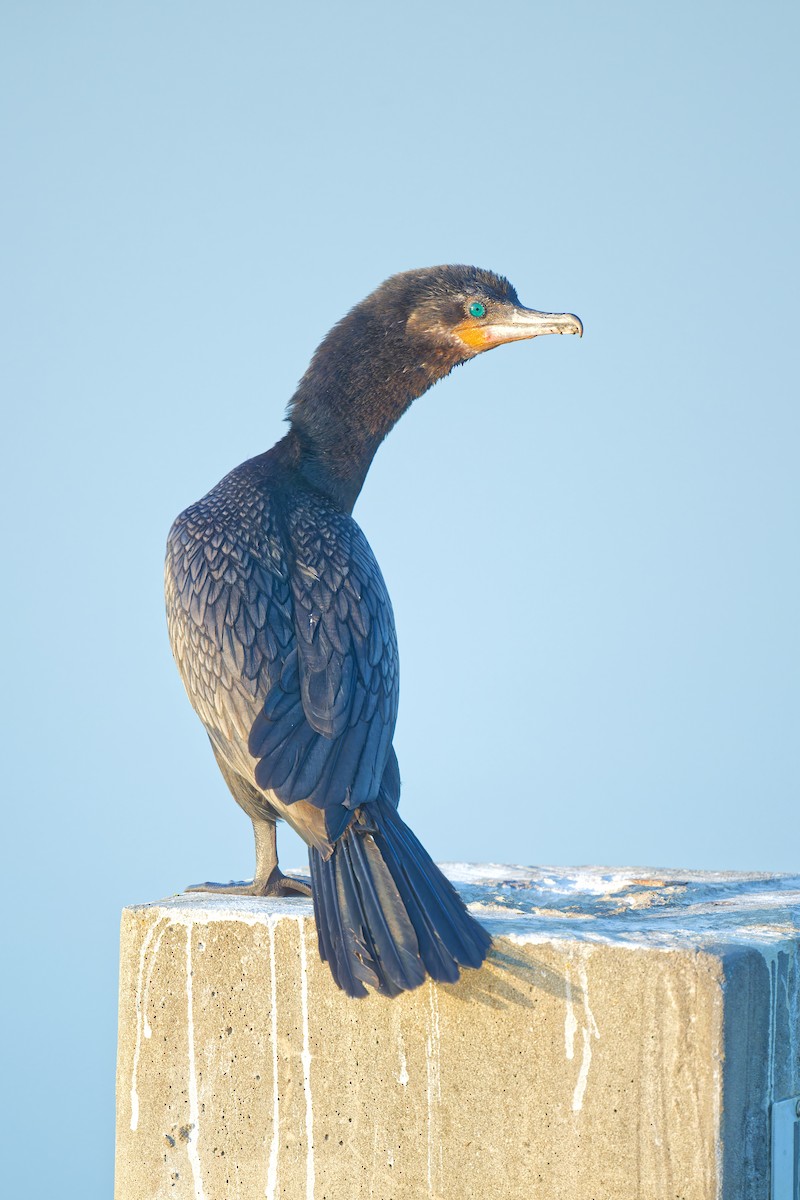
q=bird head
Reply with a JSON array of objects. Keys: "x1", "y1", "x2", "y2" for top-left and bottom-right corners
[
  {"x1": 296, "y1": 264, "x2": 582, "y2": 404},
  {"x1": 289, "y1": 265, "x2": 582, "y2": 509},
  {"x1": 392, "y1": 264, "x2": 583, "y2": 365}
]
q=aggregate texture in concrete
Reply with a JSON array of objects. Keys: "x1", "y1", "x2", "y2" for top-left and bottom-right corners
[{"x1": 114, "y1": 865, "x2": 800, "y2": 1200}]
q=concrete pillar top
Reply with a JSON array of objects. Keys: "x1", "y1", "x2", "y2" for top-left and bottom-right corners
[{"x1": 129, "y1": 863, "x2": 800, "y2": 951}]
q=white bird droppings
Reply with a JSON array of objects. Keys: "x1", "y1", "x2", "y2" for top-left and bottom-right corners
[
  {"x1": 185, "y1": 924, "x2": 207, "y2": 1200},
  {"x1": 298, "y1": 918, "x2": 316, "y2": 1200},
  {"x1": 571, "y1": 952, "x2": 600, "y2": 1113},
  {"x1": 265, "y1": 917, "x2": 280, "y2": 1200},
  {"x1": 425, "y1": 983, "x2": 443, "y2": 1195},
  {"x1": 130, "y1": 914, "x2": 168, "y2": 1131}
]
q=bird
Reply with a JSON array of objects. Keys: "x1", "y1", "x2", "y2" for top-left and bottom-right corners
[{"x1": 165, "y1": 265, "x2": 582, "y2": 998}]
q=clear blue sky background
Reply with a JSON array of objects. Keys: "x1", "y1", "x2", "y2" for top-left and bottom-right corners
[{"x1": 2, "y1": 1, "x2": 798, "y2": 1193}]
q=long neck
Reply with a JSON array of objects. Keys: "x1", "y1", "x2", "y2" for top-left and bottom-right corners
[{"x1": 287, "y1": 310, "x2": 458, "y2": 513}]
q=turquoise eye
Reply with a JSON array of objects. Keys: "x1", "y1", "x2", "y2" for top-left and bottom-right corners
[{"x1": 468, "y1": 301, "x2": 486, "y2": 319}]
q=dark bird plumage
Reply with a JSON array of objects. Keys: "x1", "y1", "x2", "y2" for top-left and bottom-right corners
[{"x1": 165, "y1": 265, "x2": 582, "y2": 997}]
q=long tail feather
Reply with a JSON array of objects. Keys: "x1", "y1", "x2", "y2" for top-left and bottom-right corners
[{"x1": 308, "y1": 799, "x2": 491, "y2": 997}]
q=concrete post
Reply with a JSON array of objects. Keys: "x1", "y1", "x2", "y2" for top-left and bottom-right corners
[{"x1": 114, "y1": 866, "x2": 800, "y2": 1200}]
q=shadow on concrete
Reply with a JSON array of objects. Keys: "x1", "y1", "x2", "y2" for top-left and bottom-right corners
[{"x1": 440, "y1": 944, "x2": 573, "y2": 1011}]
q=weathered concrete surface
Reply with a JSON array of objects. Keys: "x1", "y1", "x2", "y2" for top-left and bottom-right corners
[{"x1": 114, "y1": 866, "x2": 800, "y2": 1200}]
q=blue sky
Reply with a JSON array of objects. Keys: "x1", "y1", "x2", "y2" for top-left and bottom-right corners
[{"x1": 2, "y1": 2, "x2": 798, "y2": 1193}]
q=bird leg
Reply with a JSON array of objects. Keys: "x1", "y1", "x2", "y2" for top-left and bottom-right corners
[{"x1": 185, "y1": 815, "x2": 312, "y2": 898}]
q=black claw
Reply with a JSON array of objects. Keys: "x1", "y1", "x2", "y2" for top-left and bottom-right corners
[{"x1": 264, "y1": 867, "x2": 313, "y2": 897}]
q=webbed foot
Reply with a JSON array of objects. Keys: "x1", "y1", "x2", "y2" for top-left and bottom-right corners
[{"x1": 185, "y1": 867, "x2": 312, "y2": 898}]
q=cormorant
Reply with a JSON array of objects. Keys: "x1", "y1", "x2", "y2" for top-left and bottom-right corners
[{"x1": 165, "y1": 265, "x2": 582, "y2": 997}]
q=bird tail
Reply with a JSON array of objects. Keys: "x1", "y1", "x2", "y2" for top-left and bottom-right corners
[{"x1": 308, "y1": 798, "x2": 491, "y2": 998}]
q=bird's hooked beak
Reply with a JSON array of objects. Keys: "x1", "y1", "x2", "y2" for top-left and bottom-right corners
[{"x1": 454, "y1": 305, "x2": 583, "y2": 353}]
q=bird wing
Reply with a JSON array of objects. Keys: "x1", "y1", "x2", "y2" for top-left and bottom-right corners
[
  {"x1": 166, "y1": 482, "x2": 399, "y2": 842},
  {"x1": 248, "y1": 492, "x2": 399, "y2": 836},
  {"x1": 165, "y1": 493, "x2": 294, "y2": 768}
]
